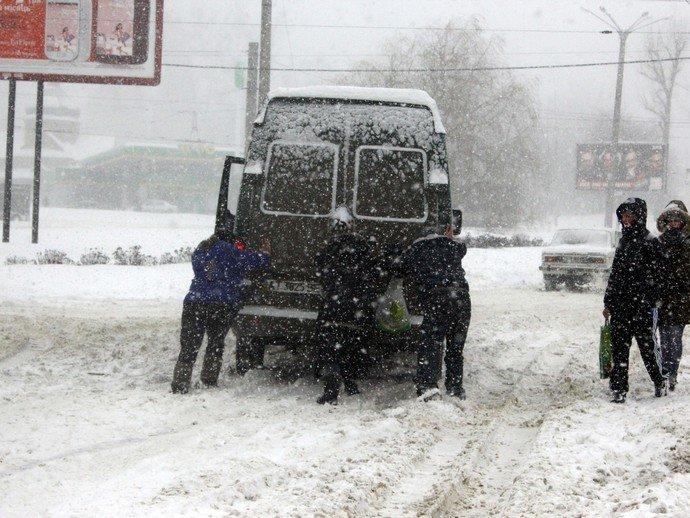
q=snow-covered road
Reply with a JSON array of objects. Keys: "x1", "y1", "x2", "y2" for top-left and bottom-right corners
[{"x1": 1, "y1": 287, "x2": 688, "y2": 517}]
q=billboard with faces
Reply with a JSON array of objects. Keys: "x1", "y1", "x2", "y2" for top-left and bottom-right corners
[
  {"x1": 0, "y1": 0, "x2": 163, "y2": 85},
  {"x1": 576, "y1": 143, "x2": 666, "y2": 191}
]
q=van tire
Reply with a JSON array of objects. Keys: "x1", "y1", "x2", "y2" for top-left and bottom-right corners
[{"x1": 236, "y1": 336, "x2": 265, "y2": 375}]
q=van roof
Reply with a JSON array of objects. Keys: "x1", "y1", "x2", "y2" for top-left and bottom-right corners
[{"x1": 255, "y1": 85, "x2": 446, "y2": 134}]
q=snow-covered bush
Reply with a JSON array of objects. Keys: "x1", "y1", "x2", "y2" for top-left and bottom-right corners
[
  {"x1": 5, "y1": 255, "x2": 35, "y2": 265},
  {"x1": 112, "y1": 246, "x2": 157, "y2": 266},
  {"x1": 463, "y1": 233, "x2": 543, "y2": 248},
  {"x1": 158, "y1": 246, "x2": 192, "y2": 265},
  {"x1": 36, "y1": 249, "x2": 75, "y2": 264},
  {"x1": 79, "y1": 248, "x2": 110, "y2": 265}
]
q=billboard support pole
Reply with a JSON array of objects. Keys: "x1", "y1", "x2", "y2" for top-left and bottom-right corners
[
  {"x1": 2, "y1": 78, "x2": 16, "y2": 243},
  {"x1": 31, "y1": 80, "x2": 44, "y2": 244},
  {"x1": 245, "y1": 42, "x2": 259, "y2": 146}
]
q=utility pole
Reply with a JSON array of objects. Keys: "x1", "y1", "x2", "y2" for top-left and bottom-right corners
[
  {"x1": 582, "y1": 7, "x2": 668, "y2": 227},
  {"x1": 258, "y1": 0, "x2": 272, "y2": 111},
  {"x1": 245, "y1": 42, "x2": 259, "y2": 145}
]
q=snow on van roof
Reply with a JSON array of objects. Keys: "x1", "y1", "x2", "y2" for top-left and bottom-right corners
[{"x1": 255, "y1": 85, "x2": 446, "y2": 134}]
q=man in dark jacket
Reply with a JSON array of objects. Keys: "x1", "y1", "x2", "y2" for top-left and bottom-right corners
[
  {"x1": 397, "y1": 220, "x2": 471, "y2": 400},
  {"x1": 656, "y1": 200, "x2": 690, "y2": 391},
  {"x1": 314, "y1": 207, "x2": 377, "y2": 404},
  {"x1": 171, "y1": 229, "x2": 270, "y2": 394},
  {"x1": 603, "y1": 198, "x2": 666, "y2": 403}
]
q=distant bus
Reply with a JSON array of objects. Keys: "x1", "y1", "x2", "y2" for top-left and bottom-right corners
[{"x1": 216, "y1": 86, "x2": 453, "y2": 373}]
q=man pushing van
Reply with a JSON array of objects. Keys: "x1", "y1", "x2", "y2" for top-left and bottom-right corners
[
  {"x1": 397, "y1": 216, "x2": 471, "y2": 401},
  {"x1": 314, "y1": 207, "x2": 378, "y2": 404}
]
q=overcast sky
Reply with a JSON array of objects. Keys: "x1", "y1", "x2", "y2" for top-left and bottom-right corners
[{"x1": 2, "y1": 0, "x2": 689, "y2": 171}]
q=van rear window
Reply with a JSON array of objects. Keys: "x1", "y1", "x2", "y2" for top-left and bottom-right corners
[
  {"x1": 354, "y1": 146, "x2": 427, "y2": 221},
  {"x1": 262, "y1": 142, "x2": 338, "y2": 216}
]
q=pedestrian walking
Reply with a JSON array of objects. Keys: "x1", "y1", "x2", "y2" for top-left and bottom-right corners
[
  {"x1": 171, "y1": 228, "x2": 270, "y2": 394},
  {"x1": 603, "y1": 198, "x2": 666, "y2": 403},
  {"x1": 314, "y1": 207, "x2": 377, "y2": 405},
  {"x1": 656, "y1": 200, "x2": 690, "y2": 391},
  {"x1": 397, "y1": 217, "x2": 471, "y2": 401}
]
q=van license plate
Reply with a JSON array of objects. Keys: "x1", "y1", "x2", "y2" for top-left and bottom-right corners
[{"x1": 266, "y1": 280, "x2": 321, "y2": 295}]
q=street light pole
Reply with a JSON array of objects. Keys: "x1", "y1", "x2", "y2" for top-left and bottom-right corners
[{"x1": 582, "y1": 7, "x2": 667, "y2": 227}]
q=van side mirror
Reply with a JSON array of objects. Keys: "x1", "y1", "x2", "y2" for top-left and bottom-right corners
[{"x1": 216, "y1": 155, "x2": 246, "y2": 234}]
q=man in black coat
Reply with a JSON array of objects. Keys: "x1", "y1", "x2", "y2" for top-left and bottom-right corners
[
  {"x1": 397, "y1": 220, "x2": 471, "y2": 400},
  {"x1": 314, "y1": 207, "x2": 377, "y2": 404},
  {"x1": 603, "y1": 198, "x2": 666, "y2": 403}
]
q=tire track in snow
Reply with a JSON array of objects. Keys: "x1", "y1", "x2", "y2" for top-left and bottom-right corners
[{"x1": 375, "y1": 291, "x2": 595, "y2": 517}]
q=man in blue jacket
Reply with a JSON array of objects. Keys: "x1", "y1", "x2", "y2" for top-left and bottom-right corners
[{"x1": 171, "y1": 229, "x2": 270, "y2": 394}]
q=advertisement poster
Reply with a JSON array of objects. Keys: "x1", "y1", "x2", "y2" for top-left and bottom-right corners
[
  {"x1": 576, "y1": 143, "x2": 666, "y2": 191},
  {"x1": 0, "y1": 0, "x2": 46, "y2": 60},
  {"x1": 96, "y1": 0, "x2": 135, "y2": 58}
]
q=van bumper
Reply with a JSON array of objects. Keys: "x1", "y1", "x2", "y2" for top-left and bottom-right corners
[{"x1": 236, "y1": 305, "x2": 424, "y2": 340}]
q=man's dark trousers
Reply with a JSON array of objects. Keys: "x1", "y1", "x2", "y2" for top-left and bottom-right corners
[
  {"x1": 610, "y1": 309, "x2": 665, "y2": 394},
  {"x1": 172, "y1": 300, "x2": 239, "y2": 390},
  {"x1": 417, "y1": 288, "x2": 471, "y2": 392}
]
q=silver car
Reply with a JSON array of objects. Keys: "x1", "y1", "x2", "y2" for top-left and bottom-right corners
[{"x1": 540, "y1": 228, "x2": 621, "y2": 290}]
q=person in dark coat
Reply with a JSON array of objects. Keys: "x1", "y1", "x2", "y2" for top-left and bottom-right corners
[
  {"x1": 603, "y1": 198, "x2": 666, "y2": 403},
  {"x1": 656, "y1": 200, "x2": 690, "y2": 391},
  {"x1": 171, "y1": 229, "x2": 270, "y2": 394},
  {"x1": 314, "y1": 207, "x2": 377, "y2": 404},
  {"x1": 397, "y1": 218, "x2": 471, "y2": 400}
]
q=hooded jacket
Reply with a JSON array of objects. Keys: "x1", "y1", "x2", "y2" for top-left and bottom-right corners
[
  {"x1": 315, "y1": 232, "x2": 377, "y2": 325},
  {"x1": 185, "y1": 238, "x2": 269, "y2": 305},
  {"x1": 397, "y1": 232, "x2": 468, "y2": 294},
  {"x1": 656, "y1": 200, "x2": 690, "y2": 325},
  {"x1": 604, "y1": 198, "x2": 664, "y2": 317}
]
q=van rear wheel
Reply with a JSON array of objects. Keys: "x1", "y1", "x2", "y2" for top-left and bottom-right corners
[{"x1": 235, "y1": 336, "x2": 266, "y2": 375}]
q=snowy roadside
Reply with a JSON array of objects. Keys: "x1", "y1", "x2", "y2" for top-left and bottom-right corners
[
  {"x1": 0, "y1": 247, "x2": 543, "y2": 302},
  {"x1": 0, "y1": 208, "x2": 215, "y2": 265}
]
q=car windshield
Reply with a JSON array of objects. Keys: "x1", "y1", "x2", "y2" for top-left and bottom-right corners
[
  {"x1": 354, "y1": 146, "x2": 427, "y2": 221},
  {"x1": 550, "y1": 229, "x2": 610, "y2": 247},
  {"x1": 262, "y1": 142, "x2": 337, "y2": 216}
]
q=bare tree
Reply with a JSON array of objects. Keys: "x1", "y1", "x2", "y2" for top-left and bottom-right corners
[
  {"x1": 640, "y1": 23, "x2": 687, "y2": 149},
  {"x1": 343, "y1": 19, "x2": 541, "y2": 227}
]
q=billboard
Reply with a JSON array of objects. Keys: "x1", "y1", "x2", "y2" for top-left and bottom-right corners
[
  {"x1": 0, "y1": 0, "x2": 163, "y2": 85},
  {"x1": 576, "y1": 143, "x2": 666, "y2": 191}
]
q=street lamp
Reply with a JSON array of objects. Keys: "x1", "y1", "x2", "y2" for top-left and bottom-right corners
[{"x1": 581, "y1": 7, "x2": 669, "y2": 227}]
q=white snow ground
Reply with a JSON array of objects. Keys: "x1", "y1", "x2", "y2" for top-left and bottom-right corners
[{"x1": 1, "y1": 209, "x2": 689, "y2": 517}]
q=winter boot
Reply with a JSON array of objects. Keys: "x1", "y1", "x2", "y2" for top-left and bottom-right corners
[
  {"x1": 447, "y1": 385, "x2": 466, "y2": 400},
  {"x1": 200, "y1": 353, "x2": 223, "y2": 387},
  {"x1": 343, "y1": 378, "x2": 360, "y2": 396},
  {"x1": 416, "y1": 386, "x2": 441, "y2": 402},
  {"x1": 611, "y1": 391, "x2": 626, "y2": 404},
  {"x1": 654, "y1": 383, "x2": 668, "y2": 398},
  {"x1": 669, "y1": 375, "x2": 677, "y2": 392},
  {"x1": 317, "y1": 364, "x2": 342, "y2": 405},
  {"x1": 171, "y1": 361, "x2": 194, "y2": 394}
]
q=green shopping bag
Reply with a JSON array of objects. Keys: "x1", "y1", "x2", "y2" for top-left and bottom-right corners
[
  {"x1": 376, "y1": 278, "x2": 412, "y2": 334},
  {"x1": 599, "y1": 319, "x2": 612, "y2": 379}
]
